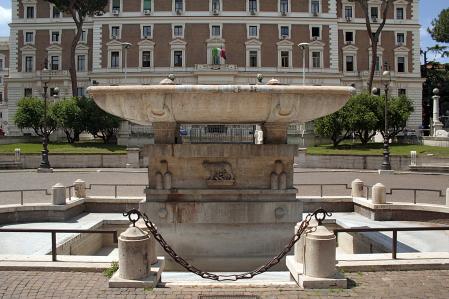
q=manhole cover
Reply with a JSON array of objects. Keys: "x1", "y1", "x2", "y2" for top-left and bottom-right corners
[{"x1": 199, "y1": 296, "x2": 258, "y2": 299}]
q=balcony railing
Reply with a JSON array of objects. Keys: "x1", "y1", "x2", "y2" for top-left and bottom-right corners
[{"x1": 195, "y1": 64, "x2": 238, "y2": 72}]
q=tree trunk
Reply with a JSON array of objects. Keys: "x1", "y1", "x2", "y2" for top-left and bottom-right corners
[
  {"x1": 69, "y1": 23, "x2": 83, "y2": 97},
  {"x1": 367, "y1": 41, "x2": 378, "y2": 92}
]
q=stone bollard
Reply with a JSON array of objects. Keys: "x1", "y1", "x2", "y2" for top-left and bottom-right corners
[
  {"x1": 52, "y1": 183, "x2": 66, "y2": 205},
  {"x1": 118, "y1": 227, "x2": 151, "y2": 280},
  {"x1": 446, "y1": 188, "x2": 449, "y2": 206},
  {"x1": 135, "y1": 219, "x2": 158, "y2": 265},
  {"x1": 372, "y1": 183, "x2": 386, "y2": 204},
  {"x1": 294, "y1": 218, "x2": 318, "y2": 264},
  {"x1": 14, "y1": 148, "x2": 21, "y2": 162},
  {"x1": 351, "y1": 179, "x2": 364, "y2": 198},
  {"x1": 126, "y1": 148, "x2": 140, "y2": 168},
  {"x1": 74, "y1": 179, "x2": 86, "y2": 198},
  {"x1": 410, "y1": 151, "x2": 417, "y2": 167}
]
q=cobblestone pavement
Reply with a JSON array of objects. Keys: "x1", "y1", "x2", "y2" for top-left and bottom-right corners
[
  {"x1": 1, "y1": 169, "x2": 449, "y2": 205},
  {"x1": 0, "y1": 270, "x2": 449, "y2": 298}
]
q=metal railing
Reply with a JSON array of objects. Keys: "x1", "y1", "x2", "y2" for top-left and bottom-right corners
[
  {"x1": 86, "y1": 183, "x2": 148, "y2": 198},
  {"x1": 334, "y1": 226, "x2": 449, "y2": 259},
  {"x1": 0, "y1": 188, "x2": 51, "y2": 205},
  {"x1": 180, "y1": 124, "x2": 256, "y2": 144},
  {"x1": 294, "y1": 183, "x2": 352, "y2": 197},
  {"x1": 386, "y1": 188, "x2": 446, "y2": 205},
  {"x1": 0, "y1": 228, "x2": 118, "y2": 261}
]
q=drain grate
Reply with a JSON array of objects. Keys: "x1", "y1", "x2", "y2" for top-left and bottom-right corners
[{"x1": 199, "y1": 296, "x2": 258, "y2": 299}]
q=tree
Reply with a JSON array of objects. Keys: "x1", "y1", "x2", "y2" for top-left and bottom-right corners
[
  {"x1": 46, "y1": 0, "x2": 107, "y2": 96},
  {"x1": 349, "y1": 0, "x2": 394, "y2": 92},
  {"x1": 14, "y1": 97, "x2": 57, "y2": 137},
  {"x1": 377, "y1": 95, "x2": 414, "y2": 139},
  {"x1": 344, "y1": 93, "x2": 380, "y2": 144},
  {"x1": 428, "y1": 8, "x2": 449, "y2": 43},
  {"x1": 314, "y1": 110, "x2": 351, "y2": 147},
  {"x1": 52, "y1": 98, "x2": 83, "y2": 143}
]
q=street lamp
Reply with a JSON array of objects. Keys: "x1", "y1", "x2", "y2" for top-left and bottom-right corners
[
  {"x1": 121, "y1": 42, "x2": 132, "y2": 83},
  {"x1": 372, "y1": 66, "x2": 392, "y2": 171},
  {"x1": 38, "y1": 68, "x2": 59, "y2": 172},
  {"x1": 298, "y1": 43, "x2": 310, "y2": 85}
]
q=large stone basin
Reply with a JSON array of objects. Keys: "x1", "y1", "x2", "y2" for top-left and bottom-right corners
[{"x1": 87, "y1": 85, "x2": 355, "y2": 125}]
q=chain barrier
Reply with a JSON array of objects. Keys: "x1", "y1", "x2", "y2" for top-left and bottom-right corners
[{"x1": 123, "y1": 208, "x2": 330, "y2": 282}]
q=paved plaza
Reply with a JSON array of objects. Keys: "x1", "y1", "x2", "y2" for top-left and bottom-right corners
[{"x1": 0, "y1": 270, "x2": 448, "y2": 298}]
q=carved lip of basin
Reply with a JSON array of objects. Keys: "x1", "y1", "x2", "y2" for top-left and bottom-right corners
[{"x1": 87, "y1": 85, "x2": 355, "y2": 125}]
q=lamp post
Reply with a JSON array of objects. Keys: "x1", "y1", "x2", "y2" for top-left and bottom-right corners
[
  {"x1": 372, "y1": 67, "x2": 392, "y2": 171},
  {"x1": 121, "y1": 42, "x2": 132, "y2": 83},
  {"x1": 298, "y1": 43, "x2": 310, "y2": 85}
]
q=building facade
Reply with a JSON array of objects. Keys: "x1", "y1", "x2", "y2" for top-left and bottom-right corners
[
  {"x1": 7, "y1": 0, "x2": 422, "y2": 137},
  {"x1": 0, "y1": 37, "x2": 8, "y2": 134}
]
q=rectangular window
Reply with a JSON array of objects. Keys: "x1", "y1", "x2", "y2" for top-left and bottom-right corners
[
  {"x1": 345, "y1": 31, "x2": 354, "y2": 43},
  {"x1": 77, "y1": 55, "x2": 86, "y2": 72},
  {"x1": 212, "y1": 0, "x2": 220, "y2": 11},
  {"x1": 281, "y1": 51, "x2": 289, "y2": 68},
  {"x1": 143, "y1": 0, "x2": 152, "y2": 10},
  {"x1": 344, "y1": 6, "x2": 353, "y2": 19},
  {"x1": 112, "y1": 0, "x2": 121, "y2": 10},
  {"x1": 311, "y1": 0, "x2": 319, "y2": 14},
  {"x1": 346, "y1": 56, "x2": 354, "y2": 72},
  {"x1": 25, "y1": 56, "x2": 33, "y2": 72},
  {"x1": 174, "y1": 25, "x2": 183, "y2": 37},
  {"x1": 111, "y1": 26, "x2": 120, "y2": 38},
  {"x1": 0, "y1": 92, "x2": 2, "y2": 102},
  {"x1": 396, "y1": 7, "x2": 404, "y2": 20},
  {"x1": 26, "y1": 6, "x2": 34, "y2": 18},
  {"x1": 280, "y1": 0, "x2": 288, "y2": 13},
  {"x1": 173, "y1": 50, "x2": 183, "y2": 67},
  {"x1": 80, "y1": 30, "x2": 87, "y2": 42},
  {"x1": 24, "y1": 88, "x2": 33, "y2": 97},
  {"x1": 375, "y1": 56, "x2": 381, "y2": 71},
  {"x1": 371, "y1": 7, "x2": 379, "y2": 19},
  {"x1": 398, "y1": 89, "x2": 406, "y2": 96},
  {"x1": 175, "y1": 0, "x2": 183, "y2": 11},
  {"x1": 249, "y1": 0, "x2": 257, "y2": 12},
  {"x1": 52, "y1": 6, "x2": 61, "y2": 18},
  {"x1": 111, "y1": 51, "x2": 120, "y2": 68},
  {"x1": 311, "y1": 27, "x2": 320, "y2": 38},
  {"x1": 76, "y1": 87, "x2": 85, "y2": 97},
  {"x1": 396, "y1": 33, "x2": 405, "y2": 44},
  {"x1": 142, "y1": 51, "x2": 151, "y2": 67},
  {"x1": 312, "y1": 51, "x2": 321, "y2": 68},
  {"x1": 249, "y1": 26, "x2": 258, "y2": 37},
  {"x1": 249, "y1": 50, "x2": 258, "y2": 67},
  {"x1": 143, "y1": 25, "x2": 152, "y2": 38},
  {"x1": 25, "y1": 32, "x2": 33, "y2": 43},
  {"x1": 397, "y1": 56, "x2": 405, "y2": 73},
  {"x1": 51, "y1": 56, "x2": 59, "y2": 70},
  {"x1": 211, "y1": 25, "x2": 221, "y2": 37},
  {"x1": 51, "y1": 31, "x2": 60, "y2": 43},
  {"x1": 280, "y1": 26, "x2": 289, "y2": 37},
  {"x1": 0, "y1": 59, "x2": 3, "y2": 70}
]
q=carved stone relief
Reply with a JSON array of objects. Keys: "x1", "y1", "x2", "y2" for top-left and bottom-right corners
[
  {"x1": 155, "y1": 160, "x2": 172, "y2": 190},
  {"x1": 270, "y1": 160, "x2": 287, "y2": 190},
  {"x1": 203, "y1": 160, "x2": 235, "y2": 187}
]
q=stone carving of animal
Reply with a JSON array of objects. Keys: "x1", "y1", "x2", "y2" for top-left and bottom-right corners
[{"x1": 202, "y1": 161, "x2": 235, "y2": 181}]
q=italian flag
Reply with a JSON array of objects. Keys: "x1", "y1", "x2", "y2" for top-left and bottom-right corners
[{"x1": 212, "y1": 48, "x2": 227, "y2": 61}]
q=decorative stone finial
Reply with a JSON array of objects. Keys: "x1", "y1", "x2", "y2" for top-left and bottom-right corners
[
  {"x1": 266, "y1": 78, "x2": 280, "y2": 85},
  {"x1": 160, "y1": 74, "x2": 175, "y2": 85},
  {"x1": 433, "y1": 88, "x2": 440, "y2": 96}
]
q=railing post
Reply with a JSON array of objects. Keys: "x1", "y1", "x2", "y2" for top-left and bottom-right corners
[
  {"x1": 52, "y1": 183, "x2": 66, "y2": 205},
  {"x1": 351, "y1": 179, "x2": 364, "y2": 197},
  {"x1": 20, "y1": 190, "x2": 24, "y2": 205},
  {"x1": 114, "y1": 185, "x2": 118, "y2": 198},
  {"x1": 392, "y1": 230, "x2": 397, "y2": 259},
  {"x1": 320, "y1": 185, "x2": 323, "y2": 197},
  {"x1": 51, "y1": 232, "x2": 57, "y2": 261},
  {"x1": 414, "y1": 189, "x2": 417, "y2": 204},
  {"x1": 446, "y1": 188, "x2": 449, "y2": 206}
]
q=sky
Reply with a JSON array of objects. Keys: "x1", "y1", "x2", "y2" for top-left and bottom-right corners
[{"x1": 0, "y1": 0, "x2": 447, "y2": 62}]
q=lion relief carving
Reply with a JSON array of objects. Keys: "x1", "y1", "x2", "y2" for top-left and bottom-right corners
[{"x1": 202, "y1": 161, "x2": 235, "y2": 181}]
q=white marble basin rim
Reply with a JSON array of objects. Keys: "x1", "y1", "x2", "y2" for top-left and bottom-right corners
[{"x1": 87, "y1": 85, "x2": 355, "y2": 125}]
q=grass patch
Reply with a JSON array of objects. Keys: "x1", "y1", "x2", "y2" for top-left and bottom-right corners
[
  {"x1": 307, "y1": 142, "x2": 449, "y2": 158},
  {"x1": 0, "y1": 142, "x2": 127, "y2": 154},
  {"x1": 103, "y1": 261, "x2": 119, "y2": 278}
]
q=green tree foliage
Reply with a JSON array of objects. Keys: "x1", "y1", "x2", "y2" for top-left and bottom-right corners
[
  {"x1": 428, "y1": 8, "x2": 449, "y2": 43},
  {"x1": 314, "y1": 110, "x2": 351, "y2": 147},
  {"x1": 46, "y1": 0, "x2": 108, "y2": 96},
  {"x1": 378, "y1": 95, "x2": 414, "y2": 140},
  {"x1": 52, "y1": 98, "x2": 83, "y2": 143},
  {"x1": 422, "y1": 63, "x2": 449, "y2": 127},
  {"x1": 14, "y1": 97, "x2": 57, "y2": 137}
]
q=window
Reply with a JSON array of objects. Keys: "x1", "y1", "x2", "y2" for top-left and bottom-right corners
[
  {"x1": 280, "y1": 0, "x2": 288, "y2": 13},
  {"x1": 26, "y1": 6, "x2": 35, "y2": 18},
  {"x1": 311, "y1": 0, "x2": 319, "y2": 15},
  {"x1": 311, "y1": 27, "x2": 320, "y2": 39},
  {"x1": 345, "y1": 31, "x2": 354, "y2": 43},
  {"x1": 375, "y1": 56, "x2": 381, "y2": 71},
  {"x1": 249, "y1": 26, "x2": 258, "y2": 38},
  {"x1": 175, "y1": 0, "x2": 183, "y2": 12},
  {"x1": 142, "y1": 51, "x2": 151, "y2": 67},
  {"x1": 249, "y1": 0, "x2": 257, "y2": 12},
  {"x1": 50, "y1": 88, "x2": 58, "y2": 97},
  {"x1": 396, "y1": 7, "x2": 404, "y2": 20},
  {"x1": 280, "y1": 26, "x2": 289, "y2": 38},
  {"x1": 51, "y1": 31, "x2": 60, "y2": 43},
  {"x1": 77, "y1": 55, "x2": 86, "y2": 72},
  {"x1": 50, "y1": 56, "x2": 59, "y2": 70},
  {"x1": 397, "y1": 56, "x2": 405, "y2": 73},
  {"x1": 211, "y1": 25, "x2": 221, "y2": 37},
  {"x1": 143, "y1": 25, "x2": 152, "y2": 38},
  {"x1": 0, "y1": 92, "x2": 2, "y2": 102},
  {"x1": 396, "y1": 33, "x2": 405, "y2": 45},
  {"x1": 143, "y1": 0, "x2": 152, "y2": 11},
  {"x1": 0, "y1": 59, "x2": 3, "y2": 70},
  {"x1": 24, "y1": 88, "x2": 33, "y2": 97},
  {"x1": 25, "y1": 32, "x2": 34, "y2": 43},
  {"x1": 111, "y1": 51, "x2": 120, "y2": 68},
  {"x1": 174, "y1": 25, "x2": 183, "y2": 37},
  {"x1": 25, "y1": 56, "x2": 33, "y2": 72},
  {"x1": 80, "y1": 30, "x2": 87, "y2": 42},
  {"x1": 346, "y1": 56, "x2": 354, "y2": 72},
  {"x1": 312, "y1": 51, "x2": 321, "y2": 68},
  {"x1": 111, "y1": 26, "x2": 120, "y2": 39},
  {"x1": 249, "y1": 50, "x2": 258, "y2": 67},
  {"x1": 212, "y1": 0, "x2": 220, "y2": 11},
  {"x1": 76, "y1": 87, "x2": 85, "y2": 97},
  {"x1": 370, "y1": 7, "x2": 378, "y2": 19},
  {"x1": 398, "y1": 89, "x2": 406, "y2": 96},
  {"x1": 52, "y1": 6, "x2": 61, "y2": 18},
  {"x1": 344, "y1": 6, "x2": 353, "y2": 19},
  {"x1": 173, "y1": 50, "x2": 183, "y2": 67},
  {"x1": 112, "y1": 0, "x2": 121, "y2": 10},
  {"x1": 281, "y1": 51, "x2": 289, "y2": 68}
]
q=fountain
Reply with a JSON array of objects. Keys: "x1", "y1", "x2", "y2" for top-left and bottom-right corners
[{"x1": 88, "y1": 78, "x2": 355, "y2": 271}]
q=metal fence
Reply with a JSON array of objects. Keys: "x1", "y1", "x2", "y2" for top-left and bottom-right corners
[
  {"x1": 86, "y1": 183, "x2": 148, "y2": 198},
  {"x1": 180, "y1": 124, "x2": 256, "y2": 144}
]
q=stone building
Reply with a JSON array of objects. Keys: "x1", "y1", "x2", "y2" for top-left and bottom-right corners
[
  {"x1": 6, "y1": 0, "x2": 422, "y2": 139},
  {"x1": 0, "y1": 37, "x2": 8, "y2": 133}
]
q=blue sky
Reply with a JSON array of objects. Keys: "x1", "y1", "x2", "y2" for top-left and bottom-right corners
[{"x1": 0, "y1": 0, "x2": 447, "y2": 62}]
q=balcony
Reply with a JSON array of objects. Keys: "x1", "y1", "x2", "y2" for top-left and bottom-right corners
[{"x1": 194, "y1": 64, "x2": 238, "y2": 72}]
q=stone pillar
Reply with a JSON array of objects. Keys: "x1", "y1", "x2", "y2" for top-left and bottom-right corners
[
  {"x1": 432, "y1": 88, "x2": 443, "y2": 136},
  {"x1": 135, "y1": 220, "x2": 158, "y2": 265},
  {"x1": 14, "y1": 148, "x2": 21, "y2": 162},
  {"x1": 74, "y1": 179, "x2": 86, "y2": 198},
  {"x1": 153, "y1": 122, "x2": 178, "y2": 144},
  {"x1": 52, "y1": 183, "x2": 66, "y2": 205},
  {"x1": 351, "y1": 179, "x2": 364, "y2": 198},
  {"x1": 117, "y1": 121, "x2": 131, "y2": 146},
  {"x1": 372, "y1": 183, "x2": 386, "y2": 204},
  {"x1": 446, "y1": 188, "x2": 449, "y2": 206},
  {"x1": 304, "y1": 225, "x2": 337, "y2": 278},
  {"x1": 118, "y1": 227, "x2": 151, "y2": 280},
  {"x1": 294, "y1": 219, "x2": 318, "y2": 264},
  {"x1": 262, "y1": 123, "x2": 289, "y2": 144},
  {"x1": 126, "y1": 148, "x2": 141, "y2": 168}
]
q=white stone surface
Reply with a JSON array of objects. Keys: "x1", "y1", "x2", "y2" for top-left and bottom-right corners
[
  {"x1": 52, "y1": 183, "x2": 66, "y2": 205},
  {"x1": 371, "y1": 183, "x2": 386, "y2": 204}
]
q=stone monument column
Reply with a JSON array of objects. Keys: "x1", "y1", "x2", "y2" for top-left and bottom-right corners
[{"x1": 432, "y1": 88, "x2": 443, "y2": 136}]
